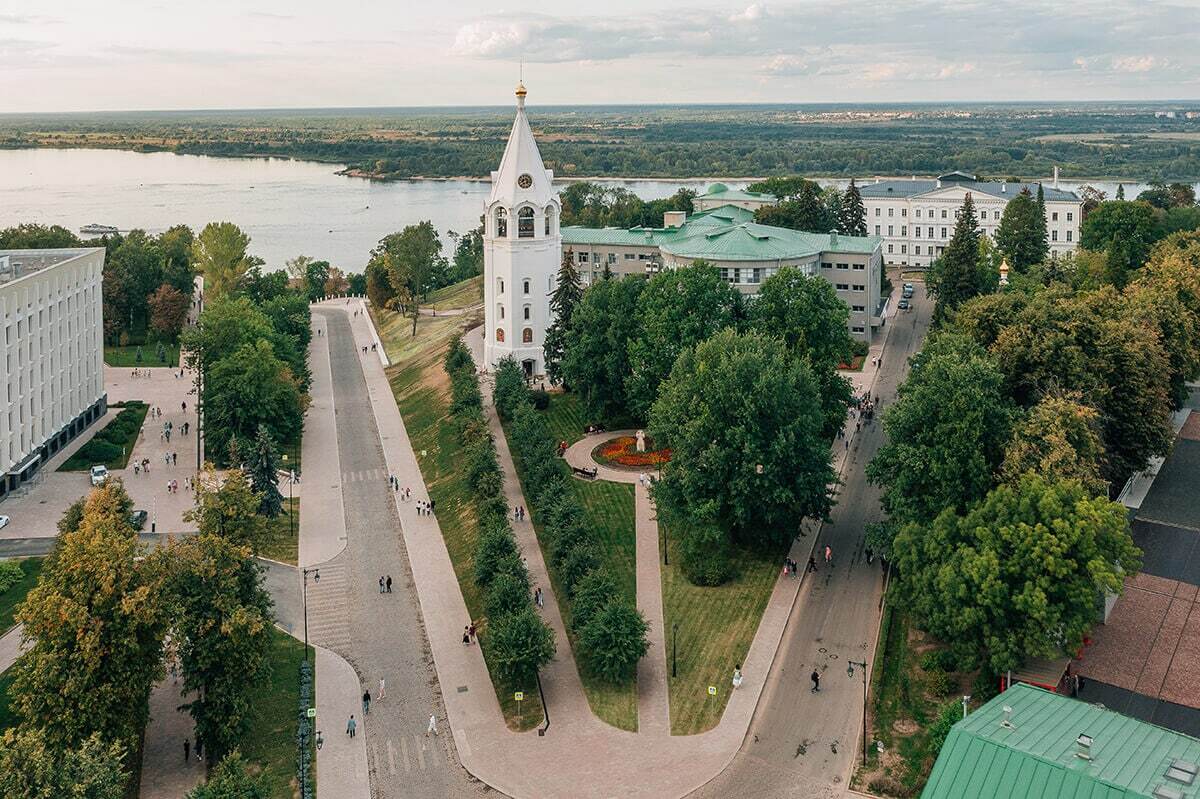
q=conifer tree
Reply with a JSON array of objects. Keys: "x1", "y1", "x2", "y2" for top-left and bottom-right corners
[
  {"x1": 927, "y1": 193, "x2": 988, "y2": 318},
  {"x1": 248, "y1": 425, "x2": 284, "y2": 519},
  {"x1": 838, "y1": 178, "x2": 868, "y2": 237},
  {"x1": 1035, "y1": 182, "x2": 1049, "y2": 257},
  {"x1": 995, "y1": 188, "x2": 1049, "y2": 272},
  {"x1": 543, "y1": 249, "x2": 583, "y2": 386},
  {"x1": 1116, "y1": 183, "x2": 1125, "y2": 200}
]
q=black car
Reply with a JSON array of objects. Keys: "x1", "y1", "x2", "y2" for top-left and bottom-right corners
[{"x1": 130, "y1": 510, "x2": 148, "y2": 530}]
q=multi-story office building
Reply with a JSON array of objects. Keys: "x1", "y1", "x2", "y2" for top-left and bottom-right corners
[
  {"x1": 859, "y1": 171, "x2": 1083, "y2": 268},
  {"x1": 1, "y1": 248, "x2": 107, "y2": 499}
]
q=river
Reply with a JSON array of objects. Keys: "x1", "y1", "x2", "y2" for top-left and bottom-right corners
[{"x1": 0, "y1": 148, "x2": 1180, "y2": 271}]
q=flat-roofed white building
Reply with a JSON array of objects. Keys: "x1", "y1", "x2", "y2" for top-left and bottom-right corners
[
  {"x1": 1, "y1": 248, "x2": 106, "y2": 499},
  {"x1": 859, "y1": 171, "x2": 1082, "y2": 268}
]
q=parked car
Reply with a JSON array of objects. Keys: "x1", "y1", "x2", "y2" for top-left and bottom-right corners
[
  {"x1": 898, "y1": 299, "x2": 911, "y2": 310},
  {"x1": 90, "y1": 465, "x2": 109, "y2": 486},
  {"x1": 902, "y1": 283, "x2": 915, "y2": 299},
  {"x1": 0, "y1": 515, "x2": 9, "y2": 530},
  {"x1": 130, "y1": 510, "x2": 148, "y2": 530}
]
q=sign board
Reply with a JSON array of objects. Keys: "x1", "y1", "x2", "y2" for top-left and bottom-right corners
[
  {"x1": 306, "y1": 708, "x2": 317, "y2": 718},
  {"x1": 707, "y1": 686, "x2": 718, "y2": 696},
  {"x1": 514, "y1": 692, "x2": 525, "y2": 702}
]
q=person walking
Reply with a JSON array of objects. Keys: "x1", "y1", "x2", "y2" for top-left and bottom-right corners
[
  {"x1": 386, "y1": 575, "x2": 393, "y2": 593},
  {"x1": 811, "y1": 670, "x2": 821, "y2": 692},
  {"x1": 824, "y1": 544, "x2": 833, "y2": 566},
  {"x1": 194, "y1": 738, "x2": 203, "y2": 761},
  {"x1": 347, "y1": 715, "x2": 357, "y2": 738},
  {"x1": 379, "y1": 577, "x2": 385, "y2": 594},
  {"x1": 426, "y1": 714, "x2": 438, "y2": 736},
  {"x1": 362, "y1": 690, "x2": 371, "y2": 716},
  {"x1": 462, "y1": 626, "x2": 471, "y2": 645},
  {"x1": 732, "y1": 664, "x2": 744, "y2": 689},
  {"x1": 183, "y1": 738, "x2": 190, "y2": 763},
  {"x1": 378, "y1": 677, "x2": 386, "y2": 700}
]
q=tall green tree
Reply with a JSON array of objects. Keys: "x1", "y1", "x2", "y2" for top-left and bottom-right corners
[
  {"x1": 0, "y1": 223, "x2": 81, "y2": 249},
  {"x1": 543, "y1": 249, "x2": 583, "y2": 386},
  {"x1": 650, "y1": 329, "x2": 835, "y2": 553},
  {"x1": 754, "y1": 182, "x2": 832, "y2": 233},
  {"x1": 157, "y1": 224, "x2": 197, "y2": 296},
  {"x1": 926, "y1": 193, "x2": 992, "y2": 317},
  {"x1": 487, "y1": 607, "x2": 556, "y2": 685},
  {"x1": 577, "y1": 600, "x2": 649, "y2": 683},
  {"x1": 447, "y1": 225, "x2": 484, "y2": 283},
  {"x1": 171, "y1": 535, "x2": 273, "y2": 762},
  {"x1": 626, "y1": 262, "x2": 741, "y2": 420},
  {"x1": 203, "y1": 340, "x2": 305, "y2": 465},
  {"x1": 185, "y1": 468, "x2": 269, "y2": 551},
  {"x1": 371, "y1": 221, "x2": 448, "y2": 305},
  {"x1": 187, "y1": 752, "x2": 270, "y2": 799},
  {"x1": 193, "y1": 222, "x2": 252, "y2": 299},
  {"x1": 11, "y1": 483, "x2": 170, "y2": 750},
  {"x1": 838, "y1": 178, "x2": 868, "y2": 237},
  {"x1": 1079, "y1": 200, "x2": 1162, "y2": 286},
  {"x1": 995, "y1": 188, "x2": 1049, "y2": 272},
  {"x1": 247, "y1": 425, "x2": 284, "y2": 519},
  {"x1": 560, "y1": 276, "x2": 644, "y2": 420},
  {"x1": 1000, "y1": 393, "x2": 1108, "y2": 496},
  {"x1": 893, "y1": 474, "x2": 1140, "y2": 673},
  {"x1": 867, "y1": 333, "x2": 1016, "y2": 524},
  {"x1": 0, "y1": 729, "x2": 127, "y2": 799}
]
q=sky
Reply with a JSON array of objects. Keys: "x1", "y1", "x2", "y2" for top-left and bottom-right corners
[{"x1": 2, "y1": 0, "x2": 1199, "y2": 112}]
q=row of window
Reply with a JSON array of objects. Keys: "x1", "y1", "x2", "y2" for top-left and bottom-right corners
[
  {"x1": 494, "y1": 328, "x2": 536, "y2": 343},
  {"x1": 496, "y1": 304, "x2": 539, "y2": 321},
  {"x1": 876, "y1": 225, "x2": 1075, "y2": 244},
  {"x1": 494, "y1": 206, "x2": 556, "y2": 239},
  {"x1": 874, "y1": 206, "x2": 1075, "y2": 223},
  {"x1": 821, "y1": 262, "x2": 866, "y2": 271},
  {"x1": 834, "y1": 283, "x2": 868, "y2": 292}
]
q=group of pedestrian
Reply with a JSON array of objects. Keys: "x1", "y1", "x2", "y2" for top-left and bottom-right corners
[
  {"x1": 133, "y1": 457, "x2": 152, "y2": 475},
  {"x1": 166, "y1": 478, "x2": 182, "y2": 494},
  {"x1": 512, "y1": 505, "x2": 526, "y2": 522},
  {"x1": 159, "y1": 420, "x2": 175, "y2": 444},
  {"x1": 378, "y1": 575, "x2": 393, "y2": 593},
  {"x1": 163, "y1": 451, "x2": 178, "y2": 467},
  {"x1": 462, "y1": 622, "x2": 478, "y2": 645},
  {"x1": 782, "y1": 557, "x2": 799, "y2": 576},
  {"x1": 182, "y1": 737, "x2": 203, "y2": 762},
  {"x1": 417, "y1": 499, "x2": 435, "y2": 516},
  {"x1": 129, "y1": 368, "x2": 155, "y2": 380},
  {"x1": 533, "y1": 586, "x2": 544, "y2": 609}
]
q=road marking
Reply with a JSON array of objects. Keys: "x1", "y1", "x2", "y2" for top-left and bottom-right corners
[
  {"x1": 416, "y1": 736, "x2": 427, "y2": 770},
  {"x1": 400, "y1": 735, "x2": 412, "y2": 774},
  {"x1": 386, "y1": 738, "x2": 396, "y2": 775}
]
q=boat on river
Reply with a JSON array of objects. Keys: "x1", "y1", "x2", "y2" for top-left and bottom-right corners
[{"x1": 80, "y1": 223, "x2": 119, "y2": 235}]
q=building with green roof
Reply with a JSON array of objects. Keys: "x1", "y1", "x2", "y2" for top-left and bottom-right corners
[
  {"x1": 693, "y1": 183, "x2": 779, "y2": 212},
  {"x1": 561, "y1": 204, "x2": 886, "y2": 341},
  {"x1": 923, "y1": 683, "x2": 1200, "y2": 799}
]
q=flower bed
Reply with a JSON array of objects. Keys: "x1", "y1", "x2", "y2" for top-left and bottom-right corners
[{"x1": 593, "y1": 436, "x2": 671, "y2": 469}]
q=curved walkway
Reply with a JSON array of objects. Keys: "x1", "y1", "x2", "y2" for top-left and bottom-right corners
[{"x1": 562, "y1": 432, "x2": 669, "y2": 734}]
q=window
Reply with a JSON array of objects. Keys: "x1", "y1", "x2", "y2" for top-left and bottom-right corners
[
  {"x1": 517, "y1": 207, "x2": 535, "y2": 238},
  {"x1": 916, "y1": 209, "x2": 922, "y2": 218},
  {"x1": 498, "y1": 305, "x2": 505, "y2": 319},
  {"x1": 901, "y1": 208, "x2": 907, "y2": 217},
  {"x1": 852, "y1": 326, "x2": 865, "y2": 333},
  {"x1": 887, "y1": 244, "x2": 894, "y2": 253},
  {"x1": 1052, "y1": 212, "x2": 1059, "y2": 221},
  {"x1": 1052, "y1": 230, "x2": 1058, "y2": 241},
  {"x1": 579, "y1": 252, "x2": 589, "y2": 263},
  {"x1": 624, "y1": 253, "x2": 636, "y2": 260},
  {"x1": 495, "y1": 207, "x2": 508, "y2": 238},
  {"x1": 608, "y1": 253, "x2": 617, "y2": 265},
  {"x1": 914, "y1": 245, "x2": 922, "y2": 255},
  {"x1": 822, "y1": 262, "x2": 833, "y2": 269},
  {"x1": 853, "y1": 263, "x2": 865, "y2": 270},
  {"x1": 837, "y1": 262, "x2": 849, "y2": 270},
  {"x1": 522, "y1": 328, "x2": 534, "y2": 343},
  {"x1": 901, "y1": 226, "x2": 907, "y2": 236},
  {"x1": 874, "y1": 225, "x2": 881, "y2": 235},
  {"x1": 836, "y1": 283, "x2": 849, "y2": 290},
  {"x1": 1067, "y1": 212, "x2": 1074, "y2": 222},
  {"x1": 940, "y1": 227, "x2": 947, "y2": 238},
  {"x1": 901, "y1": 244, "x2": 907, "y2": 254},
  {"x1": 852, "y1": 284, "x2": 865, "y2": 292},
  {"x1": 497, "y1": 278, "x2": 505, "y2": 294},
  {"x1": 1067, "y1": 230, "x2": 1073, "y2": 242},
  {"x1": 523, "y1": 279, "x2": 530, "y2": 294},
  {"x1": 523, "y1": 305, "x2": 531, "y2": 320},
  {"x1": 928, "y1": 227, "x2": 934, "y2": 238},
  {"x1": 545, "y1": 206, "x2": 554, "y2": 235},
  {"x1": 941, "y1": 209, "x2": 948, "y2": 219},
  {"x1": 852, "y1": 304, "x2": 865, "y2": 312},
  {"x1": 915, "y1": 226, "x2": 922, "y2": 238},
  {"x1": 495, "y1": 328, "x2": 505, "y2": 342},
  {"x1": 888, "y1": 208, "x2": 894, "y2": 217},
  {"x1": 874, "y1": 208, "x2": 880, "y2": 216},
  {"x1": 887, "y1": 225, "x2": 894, "y2": 236}
]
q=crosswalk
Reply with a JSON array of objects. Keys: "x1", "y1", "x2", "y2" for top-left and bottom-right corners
[
  {"x1": 341, "y1": 468, "x2": 388, "y2": 484},
  {"x1": 304, "y1": 561, "x2": 352, "y2": 653},
  {"x1": 374, "y1": 734, "x2": 436, "y2": 777}
]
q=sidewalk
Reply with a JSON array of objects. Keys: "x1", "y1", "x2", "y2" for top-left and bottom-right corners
[
  {"x1": 138, "y1": 671, "x2": 206, "y2": 799},
  {"x1": 0, "y1": 624, "x2": 26, "y2": 673}
]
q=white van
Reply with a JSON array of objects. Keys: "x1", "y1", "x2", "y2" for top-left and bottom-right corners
[{"x1": 90, "y1": 465, "x2": 109, "y2": 486}]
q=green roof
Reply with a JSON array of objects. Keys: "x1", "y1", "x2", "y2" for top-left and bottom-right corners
[
  {"x1": 696, "y1": 184, "x2": 777, "y2": 202},
  {"x1": 923, "y1": 684, "x2": 1200, "y2": 799},
  {"x1": 562, "y1": 204, "x2": 879, "y2": 262}
]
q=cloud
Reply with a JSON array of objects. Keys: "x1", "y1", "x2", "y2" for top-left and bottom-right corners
[
  {"x1": 0, "y1": 13, "x2": 60, "y2": 25},
  {"x1": 1111, "y1": 55, "x2": 1161, "y2": 73},
  {"x1": 759, "y1": 54, "x2": 813, "y2": 77},
  {"x1": 935, "y1": 62, "x2": 976, "y2": 79}
]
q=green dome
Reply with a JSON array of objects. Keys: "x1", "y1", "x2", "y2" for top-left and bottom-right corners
[{"x1": 705, "y1": 183, "x2": 729, "y2": 195}]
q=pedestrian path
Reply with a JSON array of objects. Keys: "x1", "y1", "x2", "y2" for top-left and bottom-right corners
[
  {"x1": 138, "y1": 671, "x2": 206, "y2": 799},
  {"x1": 0, "y1": 624, "x2": 26, "y2": 673},
  {"x1": 634, "y1": 481, "x2": 669, "y2": 735},
  {"x1": 314, "y1": 644, "x2": 370, "y2": 797},
  {"x1": 303, "y1": 558, "x2": 353, "y2": 654}
]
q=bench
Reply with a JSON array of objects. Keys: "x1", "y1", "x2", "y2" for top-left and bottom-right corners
[{"x1": 572, "y1": 466, "x2": 598, "y2": 480}]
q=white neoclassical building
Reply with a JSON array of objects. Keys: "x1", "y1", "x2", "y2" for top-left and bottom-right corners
[
  {"x1": 482, "y1": 82, "x2": 562, "y2": 377},
  {"x1": 1, "y1": 248, "x2": 107, "y2": 500}
]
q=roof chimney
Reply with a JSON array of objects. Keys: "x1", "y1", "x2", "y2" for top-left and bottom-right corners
[
  {"x1": 663, "y1": 210, "x2": 686, "y2": 229},
  {"x1": 1053, "y1": 165, "x2": 1060, "y2": 190},
  {"x1": 936, "y1": 179, "x2": 942, "y2": 189},
  {"x1": 1075, "y1": 734, "x2": 1094, "y2": 761},
  {"x1": 1001, "y1": 183, "x2": 1007, "y2": 193},
  {"x1": 829, "y1": 229, "x2": 839, "y2": 247}
]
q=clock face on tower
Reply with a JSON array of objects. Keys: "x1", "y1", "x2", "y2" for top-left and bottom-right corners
[{"x1": 517, "y1": 173, "x2": 533, "y2": 189}]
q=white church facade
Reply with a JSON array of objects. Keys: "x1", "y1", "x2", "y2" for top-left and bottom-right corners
[{"x1": 482, "y1": 82, "x2": 562, "y2": 378}]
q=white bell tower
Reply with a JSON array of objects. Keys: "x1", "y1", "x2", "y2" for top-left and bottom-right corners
[{"x1": 482, "y1": 81, "x2": 561, "y2": 377}]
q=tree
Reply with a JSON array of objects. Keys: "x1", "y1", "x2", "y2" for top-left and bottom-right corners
[
  {"x1": 171, "y1": 535, "x2": 273, "y2": 762},
  {"x1": 240, "y1": 264, "x2": 290, "y2": 305},
  {"x1": 487, "y1": 607, "x2": 556, "y2": 685},
  {"x1": 492, "y1": 357, "x2": 528, "y2": 422},
  {"x1": 1125, "y1": 247, "x2": 1200, "y2": 409},
  {"x1": 0, "y1": 729, "x2": 126, "y2": 799},
  {"x1": 1078, "y1": 185, "x2": 1107, "y2": 221},
  {"x1": 578, "y1": 600, "x2": 649, "y2": 683},
  {"x1": 11, "y1": 483, "x2": 169, "y2": 750},
  {"x1": 371, "y1": 222, "x2": 448, "y2": 307},
  {"x1": 838, "y1": 179, "x2": 867, "y2": 237},
  {"x1": 1000, "y1": 393, "x2": 1107, "y2": 496},
  {"x1": 202, "y1": 340, "x2": 306, "y2": 465},
  {"x1": 1079, "y1": 201, "x2": 1162, "y2": 286},
  {"x1": 57, "y1": 497, "x2": 87, "y2": 535},
  {"x1": 926, "y1": 193, "x2": 991, "y2": 317},
  {"x1": 347, "y1": 271, "x2": 368, "y2": 296},
  {"x1": 560, "y1": 276, "x2": 645, "y2": 420},
  {"x1": 187, "y1": 752, "x2": 270, "y2": 799},
  {"x1": 447, "y1": 225, "x2": 484, "y2": 284},
  {"x1": 893, "y1": 474, "x2": 1140, "y2": 673},
  {"x1": 867, "y1": 333, "x2": 1015, "y2": 524},
  {"x1": 995, "y1": 188, "x2": 1048, "y2": 272},
  {"x1": 185, "y1": 467, "x2": 269, "y2": 551},
  {"x1": 247, "y1": 426, "x2": 284, "y2": 518},
  {"x1": 0, "y1": 223, "x2": 81, "y2": 249},
  {"x1": 147, "y1": 283, "x2": 190, "y2": 342},
  {"x1": 754, "y1": 181, "x2": 832, "y2": 233},
  {"x1": 626, "y1": 262, "x2": 741, "y2": 420},
  {"x1": 284, "y1": 254, "x2": 315, "y2": 282},
  {"x1": 323, "y1": 266, "x2": 350, "y2": 296},
  {"x1": 193, "y1": 222, "x2": 252, "y2": 299},
  {"x1": 543, "y1": 249, "x2": 583, "y2": 386},
  {"x1": 1116, "y1": 183, "x2": 1125, "y2": 200},
  {"x1": 157, "y1": 224, "x2": 197, "y2": 296},
  {"x1": 303, "y1": 259, "x2": 331, "y2": 303},
  {"x1": 650, "y1": 329, "x2": 835, "y2": 552}
]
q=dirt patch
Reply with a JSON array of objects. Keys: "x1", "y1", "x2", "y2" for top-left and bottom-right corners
[{"x1": 892, "y1": 719, "x2": 919, "y2": 735}]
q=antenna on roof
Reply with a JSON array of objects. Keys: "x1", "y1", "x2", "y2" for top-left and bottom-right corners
[
  {"x1": 1075, "y1": 734, "x2": 1094, "y2": 761},
  {"x1": 1000, "y1": 706, "x2": 1016, "y2": 730}
]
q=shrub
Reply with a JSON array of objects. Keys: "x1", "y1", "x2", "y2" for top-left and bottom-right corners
[
  {"x1": 449, "y1": 371, "x2": 483, "y2": 416},
  {"x1": 678, "y1": 520, "x2": 734, "y2": 586},
  {"x1": 926, "y1": 668, "x2": 953, "y2": 698},
  {"x1": 475, "y1": 525, "x2": 520, "y2": 586},
  {"x1": 578, "y1": 600, "x2": 649, "y2": 683},
  {"x1": 570, "y1": 568, "x2": 618, "y2": 635},
  {"x1": 920, "y1": 648, "x2": 957, "y2": 674},
  {"x1": 444, "y1": 335, "x2": 474, "y2": 375},
  {"x1": 850, "y1": 338, "x2": 869, "y2": 358},
  {"x1": 559, "y1": 543, "x2": 600, "y2": 597},
  {"x1": 77, "y1": 440, "x2": 123, "y2": 464},
  {"x1": 486, "y1": 572, "x2": 531, "y2": 621},
  {"x1": 925, "y1": 700, "x2": 962, "y2": 758},
  {"x1": 487, "y1": 607, "x2": 556, "y2": 685},
  {"x1": 493, "y1": 357, "x2": 528, "y2": 421},
  {"x1": 530, "y1": 389, "x2": 550, "y2": 410},
  {"x1": 0, "y1": 561, "x2": 24, "y2": 594}
]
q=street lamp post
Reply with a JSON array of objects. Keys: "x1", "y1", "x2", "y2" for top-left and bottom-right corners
[
  {"x1": 672, "y1": 622, "x2": 679, "y2": 678},
  {"x1": 283, "y1": 452, "x2": 295, "y2": 542},
  {"x1": 847, "y1": 660, "x2": 869, "y2": 766},
  {"x1": 302, "y1": 568, "x2": 319, "y2": 664}
]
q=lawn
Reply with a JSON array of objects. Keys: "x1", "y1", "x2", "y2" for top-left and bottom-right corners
[
  {"x1": 660, "y1": 530, "x2": 781, "y2": 735},
  {"x1": 261, "y1": 497, "x2": 299, "y2": 565},
  {"x1": 104, "y1": 343, "x2": 181, "y2": 368},
  {"x1": 379, "y1": 304, "x2": 543, "y2": 731},
  {"x1": 426, "y1": 276, "x2": 482, "y2": 311},
  {"x1": 59, "y1": 402, "x2": 149, "y2": 471},
  {"x1": 240, "y1": 627, "x2": 315, "y2": 799},
  {"x1": 0, "y1": 557, "x2": 44, "y2": 634}
]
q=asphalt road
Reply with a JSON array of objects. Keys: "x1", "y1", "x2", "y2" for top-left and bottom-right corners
[
  {"x1": 690, "y1": 285, "x2": 934, "y2": 799},
  {"x1": 315, "y1": 308, "x2": 490, "y2": 799}
]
